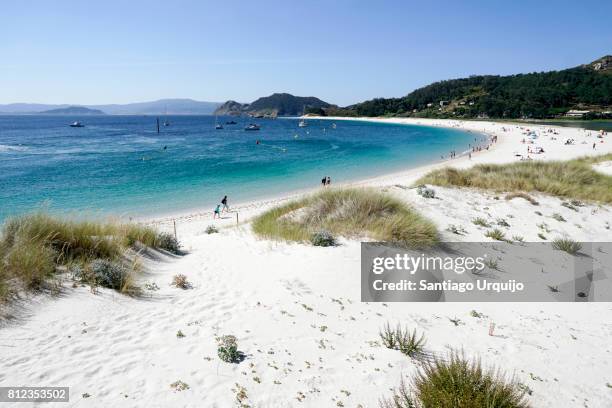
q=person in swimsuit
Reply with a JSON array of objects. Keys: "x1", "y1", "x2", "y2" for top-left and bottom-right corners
[
  {"x1": 221, "y1": 195, "x2": 229, "y2": 212},
  {"x1": 214, "y1": 204, "x2": 221, "y2": 219}
]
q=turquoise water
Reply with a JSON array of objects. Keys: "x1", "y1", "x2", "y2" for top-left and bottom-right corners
[{"x1": 0, "y1": 115, "x2": 480, "y2": 221}]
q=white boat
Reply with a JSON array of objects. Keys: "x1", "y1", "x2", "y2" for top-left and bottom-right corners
[
  {"x1": 69, "y1": 121, "x2": 84, "y2": 127},
  {"x1": 163, "y1": 105, "x2": 170, "y2": 126},
  {"x1": 298, "y1": 106, "x2": 308, "y2": 127},
  {"x1": 244, "y1": 123, "x2": 260, "y2": 131},
  {"x1": 215, "y1": 116, "x2": 223, "y2": 129}
]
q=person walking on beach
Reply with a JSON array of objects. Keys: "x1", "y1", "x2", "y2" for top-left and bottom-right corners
[
  {"x1": 321, "y1": 177, "x2": 327, "y2": 187},
  {"x1": 213, "y1": 204, "x2": 221, "y2": 219},
  {"x1": 326, "y1": 176, "x2": 331, "y2": 186},
  {"x1": 221, "y1": 195, "x2": 229, "y2": 212},
  {"x1": 593, "y1": 142, "x2": 596, "y2": 150}
]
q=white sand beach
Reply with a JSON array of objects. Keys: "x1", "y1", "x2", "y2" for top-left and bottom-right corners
[{"x1": 2, "y1": 118, "x2": 611, "y2": 407}]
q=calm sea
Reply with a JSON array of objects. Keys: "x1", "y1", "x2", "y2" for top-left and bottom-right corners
[{"x1": 0, "y1": 115, "x2": 480, "y2": 221}]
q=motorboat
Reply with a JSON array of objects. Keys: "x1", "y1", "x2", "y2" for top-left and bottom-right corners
[
  {"x1": 244, "y1": 123, "x2": 260, "y2": 131},
  {"x1": 69, "y1": 121, "x2": 84, "y2": 127}
]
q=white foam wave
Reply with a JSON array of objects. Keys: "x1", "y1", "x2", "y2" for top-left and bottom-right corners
[{"x1": 0, "y1": 144, "x2": 28, "y2": 153}]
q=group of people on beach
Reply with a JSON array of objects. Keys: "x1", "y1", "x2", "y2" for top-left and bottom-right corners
[
  {"x1": 441, "y1": 133, "x2": 499, "y2": 161},
  {"x1": 321, "y1": 176, "x2": 331, "y2": 187},
  {"x1": 213, "y1": 195, "x2": 229, "y2": 219}
]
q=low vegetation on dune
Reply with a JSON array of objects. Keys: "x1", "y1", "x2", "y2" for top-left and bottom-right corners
[
  {"x1": 252, "y1": 188, "x2": 438, "y2": 248},
  {"x1": 416, "y1": 154, "x2": 612, "y2": 203},
  {"x1": 0, "y1": 213, "x2": 180, "y2": 302},
  {"x1": 380, "y1": 352, "x2": 530, "y2": 408}
]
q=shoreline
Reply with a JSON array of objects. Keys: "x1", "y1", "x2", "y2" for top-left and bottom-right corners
[
  {"x1": 145, "y1": 117, "x2": 509, "y2": 229},
  {"x1": 147, "y1": 116, "x2": 611, "y2": 235}
]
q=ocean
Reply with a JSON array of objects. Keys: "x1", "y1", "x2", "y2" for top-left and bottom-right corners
[{"x1": 0, "y1": 115, "x2": 480, "y2": 221}]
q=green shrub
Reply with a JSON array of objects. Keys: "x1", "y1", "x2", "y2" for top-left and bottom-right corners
[
  {"x1": 170, "y1": 380, "x2": 190, "y2": 391},
  {"x1": 551, "y1": 213, "x2": 566, "y2": 222},
  {"x1": 380, "y1": 322, "x2": 398, "y2": 349},
  {"x1": 379, "y1": 323, "x2": 426, "y2": 358},
  {"x1": 310, "y1": 230, "x2": 336, "y2": 247},
  {"x1": 552, "y1": 238, "x2": 582, "y2": 255},
  {"x1": 472, "y1": 217, "x2": 491, "y2": 228},
  {"x1": 217, "y1": 335, "x2": 242, "y2": 363},
  {"x1": 88, "y1": 259, "x2": 129, "y2": 290},
  {"x1": 446, "y1": 224, "x2": 466, "y2": 235},
  {"x1": 397, "y1": 329, "x2": 426, "y2": 358},
  {"x1": 156, "y1": 232, "x2": 180, "y2": 254},
  {"x1": 416, "y1": 185, "x2": 436, "y2": 199},
  {"x1": 484, "y1": 258, "x2": 499, "y2": 270},
  {"x1": 496, "y1": 218, "x2": 510, "y2": 227},
  {"x1": 205, "y1": 225, "x2": 219, "y2": 234},
  {"x1": 380, "y1": 352, "x2": 529, "y2": 408},
  {"x1": 485, "y1": 229, "x2": 506, "y2": 241}
]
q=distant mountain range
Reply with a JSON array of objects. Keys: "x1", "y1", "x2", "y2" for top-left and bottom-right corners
[
  {"x1": 39, "y1": 106, "x2": 105, "y2": 115},
  {"x1": 5, "y1": 55, "x2": 610, "y2": 120},
  {"x1": 214, "y1": 93, "x2": 333, "y2": 117},
  {"x1": 0, "y1": 99, "x2": 221, "y2": 115}
]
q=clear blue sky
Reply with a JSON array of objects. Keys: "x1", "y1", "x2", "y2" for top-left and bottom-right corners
[{"x1": 1, "y1": 0, "x2": 610, "y2": 106}]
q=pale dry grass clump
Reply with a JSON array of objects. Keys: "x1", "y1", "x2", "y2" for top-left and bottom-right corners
[
  {"x1": 0, "y1": 212, "x2": 178, "y2": 301},
  {"x1": 171, "y1": 274, "x2": 192, "y2": 289},
  {"x1": 252, "y1": 188, "x2": 438, "y2": 248},
  {"x1": 505, "y1": 192, "x2": 539, "y2": 205},
  {"x1": 417, "y1": 154, "x2": 612, "y2": 203}
]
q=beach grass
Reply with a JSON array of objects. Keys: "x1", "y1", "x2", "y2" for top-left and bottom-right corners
[
  {"x1": 252, "y1": 188, "x2": 438, "y2": 248},
  {"x1": 0, "y1": 212, "x2": 178, "y2": 301},
  {"x1": 416, "y1": 153, "x2": 612, "y2": 203},
  {"x1": 380, "y1": 351, "x2": 529, "y2": 408}
]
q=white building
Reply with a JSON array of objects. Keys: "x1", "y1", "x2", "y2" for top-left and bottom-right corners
[{"x1": 564, "y1": 110, "x2": 590, "y2": 118}]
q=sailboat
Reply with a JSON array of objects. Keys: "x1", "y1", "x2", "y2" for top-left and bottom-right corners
[
  {"x1": 298, "y1": 106, "x2": 308, "y2": 128},
  {"x1": 163, "y1": 105, "x2": 170, "y2": 126},
  {"x1": 215, "y1": 115, "x2": 223, "y2": 129}
]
